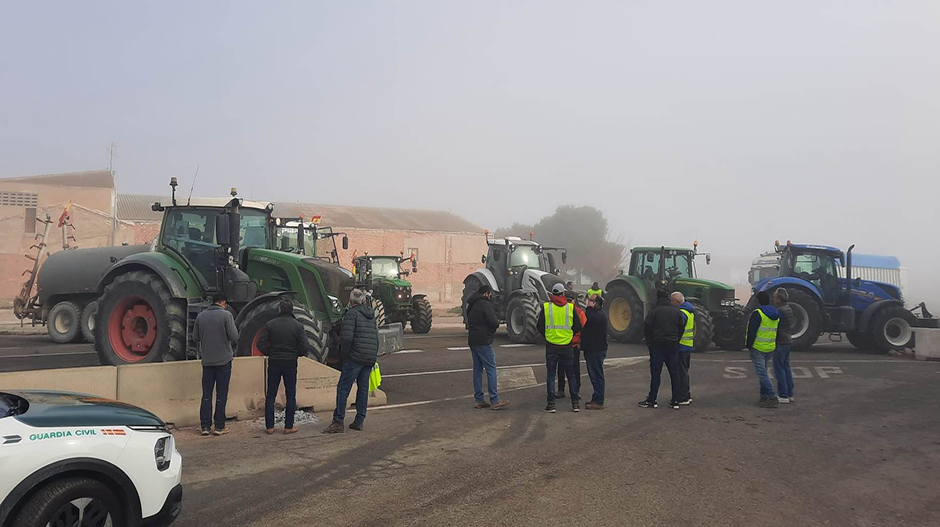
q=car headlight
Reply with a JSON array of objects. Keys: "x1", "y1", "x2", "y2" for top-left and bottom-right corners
[
  {"x1": 154, "y1": 435, "x2": 173, "y2": 471},
  {"x1": 720, "y1": 299, "x2": 737, "y2": 307},
  {"x1": 328, "y1": 295, "x2": 341, "y2": 311}
]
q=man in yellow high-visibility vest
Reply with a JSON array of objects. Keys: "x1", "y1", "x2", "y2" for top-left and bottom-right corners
[
  {"x1": 538, "y1": 283, "x2": 584, "y2": 413},
  {"x1": 671, "y1": 292, "x2": 695, "y2": 406},
  {"x1": 746, "y1": 291, "x2": 781, "y2": 408}
]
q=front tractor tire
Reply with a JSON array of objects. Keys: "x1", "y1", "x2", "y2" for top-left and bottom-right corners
[
  {"x1": 373, "y1": 299, "x2": 387, "y2": 327},
  {"x1": 870, "y1": 305, "x2": 915, "y2": 353},
  {"x1": 47, "y1": 301, "x2": 84, "y2": 344},
  {"x1": 506, "y1": 295, "x2": 540, "y2": 344},
  {"x1": 691, "y1": 305, "x2": 715, "y2": 353},
  {"x1": 604, "y1": 284, "x2": 645, "y2": 343},
  {"x1": 94, "y1": 271, "x2": 186, "y2": 365},
  {"x1": 237, "y1": 299, "x2": 328, "y2": 363},
  {"x1": 411, "y1": 296, "x2": 433, "y2": 334}
]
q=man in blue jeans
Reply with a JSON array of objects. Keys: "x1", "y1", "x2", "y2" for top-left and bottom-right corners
[
  {"x1": 465, "y1": 285, "x2": 510, "y2": 410},
  {"x1": 257, "y1": 298, "x2": 309, "y2": 435},
  {"x1": 640, "y1": 289, "x2": 684, "y2": 410},
  {"x1": 581, "y1": 294, "x2": 608, "y2": 410},
  {"x1": 325, "y1": 289, "x2": 379, "y2": 433},
  {"x1": 772, "y1": 288, "x2": 795, "y2": 403},
  {"x1": 746, "y1": 291, "x2": 780, "y2": 408},
  {"x1": 193, "y1": 294, "x2": 239, "y2": 436}
]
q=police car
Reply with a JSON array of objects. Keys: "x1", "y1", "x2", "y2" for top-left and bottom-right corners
[{"x1": 0, "y1": 391, "x2": 182, "y2": 527}]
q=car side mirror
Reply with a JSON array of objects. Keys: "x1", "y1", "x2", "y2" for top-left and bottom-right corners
[
  {"x1": 215, "y1": 215, "x2": 230, "y2": 246},
  {"x1": 481, "y1": 255, "x2": 487, "y2": 264},
  {"x1": 562, "y1": 252, "x2": 568, "y2": 264},
  {"x1": 342, "y1": 236, "x2": 349, "y2": 250}
]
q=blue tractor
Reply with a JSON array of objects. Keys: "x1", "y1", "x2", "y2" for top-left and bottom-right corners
[{"x1": 749, "y1": 242, "x2": 936, "y2": 352}]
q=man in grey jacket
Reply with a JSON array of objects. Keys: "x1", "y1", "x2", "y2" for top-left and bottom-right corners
[{"x1": 193, "y1": 294, "x2": 239, "y2": 436}]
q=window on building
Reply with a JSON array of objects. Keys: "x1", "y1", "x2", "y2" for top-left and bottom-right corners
[
  {"x1": 0, "y1": 192, "x2": 39, "y2": 207},
  {"x1": 407, "y1": 248, "x2": 419, "y2": 262},
  {"x1": 24, "y1": 207, "x2": 36, "y2": 234}
]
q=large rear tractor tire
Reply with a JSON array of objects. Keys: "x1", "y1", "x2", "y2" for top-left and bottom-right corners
[
  {"x1": 47, "y1": 301, "x2": 84, "y2": 344},
  {"x1": 506, "y1": 295, "x2": 540, "y2": 344},
  {"x1": 604, "y1": 284, "x2": 645, "y2": 343},
  {"x1": 691, "y1": 305, "x2": 715, "y2": 353},
  {"x1": 780, "y1": 288, "x2": 822, "y2": 351},
  {"x1": 461, "y1": 276, "x2": 484, "y2": 329},
  {"x1": 871, "y1": 305, "x2": 916, "y2": 353},
  {"x1": 846, "y1": 330, "x2": 876, "y2": 351},
  {"x1": 713, "y1": 305, "x2": 747, "y2": 351},
  {"x1": 94, "y1": 271, "x2": 186, "y2": 364},
  {"x1": 411, "y1": 296, "x2": 433, "y2": 334},
  {"x1": 237, "y1": 299, "x2": 328, "y2": 363},
  {"x1": 80, "y1": 300, "x2": 97, "y2": 343}
]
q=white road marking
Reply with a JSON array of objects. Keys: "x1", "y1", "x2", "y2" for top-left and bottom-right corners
[
  {"x1": 447, "y1": 347, "x2": 471, "y2": 351},
  {"x1": 500, "y1": 344, "x2": 533, "y2": 348},
  {"x1": 395, "y1": 350, "x2": 425, "y2": 354},
  {"x1": 0, "y1": 351, "x2": 96, "y2": 359},
  {"x1": 698, "y1": 359, "x2": 918, "y2": 363}
]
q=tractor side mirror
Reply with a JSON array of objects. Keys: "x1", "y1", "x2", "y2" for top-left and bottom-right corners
[
  {"x1": 342, "y1": 236, "x2": 349, "y2": 250},
  {"x1": 280, "y1": 235, "x2": 289, "y2": 251},
  {"x1": 215, "y1": 215, "x2": 231, "y2": 246},
  {"x1": 562, "y1": 252, "x2": 568, "y2": 264},
  {"x1": 481, "y1": 255, "x2": 487, "y2": 264},
  {"x1": 706, "y1": 254, "x2": 712, "y2": 265},
  {"x1": 412, "y1": 262, "x2": 418, "y2": 274}
]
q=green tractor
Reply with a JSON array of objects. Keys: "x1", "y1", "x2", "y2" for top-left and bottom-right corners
[
  {"x1": 275, "y1": 218, "x2": 349, "y2": 265},
  {"x1": 353, "y1": 254, "x2": 433, "y2": 334},
  {"x1": 604, "y1": 244, "x2": 747, "y2": 352},
  {"x1": 93, "y1": 179, "x2": 368, "y2": 366}
]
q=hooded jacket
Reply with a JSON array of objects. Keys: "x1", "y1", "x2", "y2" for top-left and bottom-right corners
[
  {"x1": 537, "y1": 294, "x2": 583, "y2": 351},
  {"x1": 580, "y1": 304, "x2": 608, "y2": 353},
  {"x1": 677, "y1": 301, "x2": 696, "y2": 352},
  {"x1": 644, "y1": 298, "x2": 685, "y2": 345},
  {"x1": 257, "y1": 312, "x2": 308, "y2": 368},
  {"x1": 776, "y1": 303, "x2": 793, "y2": 345},
  {"x1": 466, "y1": 293, "x2": 499, "y2": 346},
  {"x1": 746, "y1": 304, "x2": 781, "y2": 350},
  {"x1": 341, "y1": 303, "x2": 379, "y2": 366}
]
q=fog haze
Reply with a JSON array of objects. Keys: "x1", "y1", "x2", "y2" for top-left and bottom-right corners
[{"x1": 2, "y1": 1, "x2": 938, "y2": 299}]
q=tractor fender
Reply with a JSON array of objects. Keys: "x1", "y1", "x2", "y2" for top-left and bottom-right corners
[
  {"x1": 858, "y1": 299, "x2": 904, "y2": 333},
  {"x1": 96, "y1": 253, "x2": 192, "y2": 299},
  {"x1": 605, "y1": 276, "x2": 649, "y2": 306},
  {"x1": 412, "y1": 293, "x2": 427, "y2": 300},
  {"x1": 468, "y1": 269, "x2": 499, "y2": 293},
  {"x1": 233, "y1": 291, "x2": 293, "y2": 327},
  {"x1": 507, "y1": 290, "x2": 538, "y2": 304},
  {"x1": 754, "y1": 276, "x2": 823, "y2": 302}
]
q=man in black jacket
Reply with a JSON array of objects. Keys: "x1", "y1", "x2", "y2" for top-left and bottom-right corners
[
  {"x1": 581, "y1": 295, "x2": 609, "y2": 410},
  {"x1": 466, "y1": 285, "x2": 509, "y2": 410},
  {"x1": 640, "y1": 289, "x2": 685, "y2": 410},
  {"x1": 325, "y1": 289, "x2": 379, "y2": 433},
  {"x1": 257, "y1": 298, "x2": 308, "y2": 435}
]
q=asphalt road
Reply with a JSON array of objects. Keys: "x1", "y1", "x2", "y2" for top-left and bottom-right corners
[{"x1": 2, "y1": 327, "x2": 939, "y2": 526}]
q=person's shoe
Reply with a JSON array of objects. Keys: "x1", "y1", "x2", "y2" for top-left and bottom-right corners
[
  {"x1": 349, "y1": 421, "x2": 364, "y2": 431},
  {"x1": 490, "y1": 400, "x2": 510, "y2": 410},
  {"x1": 474, "y1": 401, "x2": 491, "y2": 409},
  {"x1": 323, "y1": 421, "x2": 345, "y2": 434},
  {"x1": 265, "y1": 428, "x2": 275, "y2": 435},
  {"x1": 669, "y1": 401, "x2": 680, "y2": 410},
  {"x1": 638, "y1": 400, "x2": 657, "y2": 409},
  {"x1": 283, "y1": 427, "x2": 298, "y2": 435},
  {"x1": 770, "y1": 397, "x2": 780, "y2": 408},
  {"x1": 678, "y1": 399, "x2": 693, "y2": 406},
  {"x1": 572, "y1": 401, "x2": 580, "y2": 413},
  {"x1": 759, "y1": 397, "x2": 777, "y2": 408},
  {"x1": 585, "y1": 402, "x2": 604, "y2": 410},
  {"x1": 200, "y1": 429, "x2": 210, "y2": 437},
  {"x1": 556, "y1": 391, "x2": 566, "y2": 399},
  {"x1": 543, "y1": 404, "x2": 557, "y2": 413},
  {"x1": 777, "y1": 396, "x2": 790, "y2": 404},
  {"x1": 788, "y1": 396, "x2": 795, "y2": 403},
  {"x1": 212, "y1": 428, "x2": 229, "y2": 436}
]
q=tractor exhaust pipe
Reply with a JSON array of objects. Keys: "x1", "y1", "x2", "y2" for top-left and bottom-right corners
[{"x1": 845, "y1": 244, "x2": 855, "y2": 305}]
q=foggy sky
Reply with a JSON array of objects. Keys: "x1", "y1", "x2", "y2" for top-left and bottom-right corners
[{"x1": 2, "y1": 1, "x2": 938, "y2": 300}]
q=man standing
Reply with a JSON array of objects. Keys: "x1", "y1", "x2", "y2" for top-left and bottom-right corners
[
  {"x1": 746, "y1": 291, "x2": 780, "y2": 408},
  {"x1": 193, "y1": 294, "x2": 238, "y2": 436},
  {"x1": 325, "y1": 289, "x2": 379, "y2": 433},
  {"x1": 538, "y1": 283, "x2": 583, "y2": 413},
  {"x1": 557, "y1": 290, "x2": 586, "y2": 400},
  {"x1": 772, "y1": 288, "x2": 795, "y2": 404},
  {"x1": 257, "y1": 298, "x2": 308, "y2": 435},
  {"x1": 587, "y1": 282, "x2": 604, "y2": 299},
  {"x1": 671, "y1": 292, "x2": 695, "y2": 405},
  {"x1": 639, "y1": 289, "x2": 684, "y2": 410},
  {"x1": 581, "y1": 295, "x2": 608, "y2": 410},
  {"x1": 466, "y1": 285, "x2": 509, "y2": 410}
]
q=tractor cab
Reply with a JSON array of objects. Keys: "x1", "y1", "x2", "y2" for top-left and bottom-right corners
[
  {"x1": 276, "y1": 219, "x2": 349, "y2": 265},
  {"x1": 777, "y1": 243, "x2": 845, "y2": 305},
  {"x1": 483, "y1": 237, "x2": 565, "y2": 294},
  {"x1": 628, "y1": 244, "x2": 711, "y2": 295},
  {"x1": 354, "y1": 254, "x2": 416, "y2": 306}
]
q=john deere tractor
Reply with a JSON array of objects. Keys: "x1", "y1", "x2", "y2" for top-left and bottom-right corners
[
  {"x1": 604, "y1": 244, "x2": 746, "y2": 352},
  {"x1": 92, "y1": 178, "x2": 374, "y2": 366},
  {"x1": 353, "y1": 254, "x2": 433, "y2": 334},
  {"x1": 461, "y1": 234, "x2": 568, "y2": 343}
]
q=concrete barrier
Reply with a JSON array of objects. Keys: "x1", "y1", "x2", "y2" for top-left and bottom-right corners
[
  {"x1": 914, "y1": 328, "x2": 940, "y2": 361},
  {"x1": 272, "y1": 357, "x2": 387, "y2": 413},
  {"x1": 0, "y1": 366, "x2": 117, "y2": 399}
]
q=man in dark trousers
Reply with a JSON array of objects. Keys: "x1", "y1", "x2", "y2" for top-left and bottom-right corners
[
  {"x1": 640, "y1": 289, "x2": 685, "y2": 410},
  {"x1": 746, "y1": 291, "x2": 780, "y2": 408},
  {"x1": 538, "y1": 282, "x2": 583, "y2": 413},
  {"x1": 772, "y1": 288, "x2": 794, "y2": 404},
  {"x1": 257, "y1": 298, "x2": 308, "y2": 435},
  {"x1": 193, "y1": 294, "x2": 239, "y2": 436},
  {"x1": 556, "y1": 290, "x2": 586, "y2": 400},
  {"x1": 581, "y1": 294, "x2": 609, "y2": 410},
  {"x1": 466, "y1": 284, "x2": 510, "y2": 410},
  {"x1": 672, "y1": 291, "x2": 696, "y2": 405},
  {"x1": 325, "y1": 289, "x2": 379, "y2": 433}
]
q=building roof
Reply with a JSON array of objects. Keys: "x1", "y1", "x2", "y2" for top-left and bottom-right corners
[
  {"x1": 116, "y1": 194, "x2": 483, "y2": 233},
  {"x1": 0, "y1": 169, "x2": 114, "y2": 189}
]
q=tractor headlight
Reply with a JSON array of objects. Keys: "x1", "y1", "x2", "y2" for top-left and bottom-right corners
[
  {"x1": 154, "y1": 435, "x2": 173, "y2": 471},
  {"x1": 720, "y1": 299, "x2": 737, "y2": 307},
  {"x1": 328, "y1": 295, "x2": 341, "y2": 312}
]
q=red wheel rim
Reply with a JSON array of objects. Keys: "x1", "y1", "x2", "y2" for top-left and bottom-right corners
[
  {"x1": 108, "y1": 296, "x2": 158, "y2": 363},
  {"x1": 251, "y1": 329, "x2": 264, "y2": 357}
]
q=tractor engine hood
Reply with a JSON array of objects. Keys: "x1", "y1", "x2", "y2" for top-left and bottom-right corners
[
  {"x1": 376, "y1": 277, "x2": 412, "y2": 288},
  {"x1": 674, "y1": 277, "x2": 735, "y2": 291}
]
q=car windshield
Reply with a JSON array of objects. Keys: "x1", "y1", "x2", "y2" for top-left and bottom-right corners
[
  {"x1": 509, "y1": 246, "x2": 540, "y2": 268},
  {"x1": 372, "y1": 258, "x2": 400, "y2": 278}
]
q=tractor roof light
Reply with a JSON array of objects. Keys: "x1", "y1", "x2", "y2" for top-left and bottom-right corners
[{"x1": 230, "y1": 187, "x2": 238, "y2": 197}]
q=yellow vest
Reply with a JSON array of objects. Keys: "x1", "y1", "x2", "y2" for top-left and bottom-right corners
[
  {"x1": 753, "y1": 308, "x2": 779, "y2": 353},
  {"x1": 587, "y1": 288, "x2": 603, "y2": 298},
  {"x1": 679, "y1": 308, "x2": 694, "y2": 348},
  {"x1": 544, "y1": 302, "x2": 574, "y2": 346}
]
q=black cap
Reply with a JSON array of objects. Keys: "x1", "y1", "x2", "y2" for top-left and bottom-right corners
[{"x1": 478, "y1": 284, "x2": 493, "y2": 295}]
